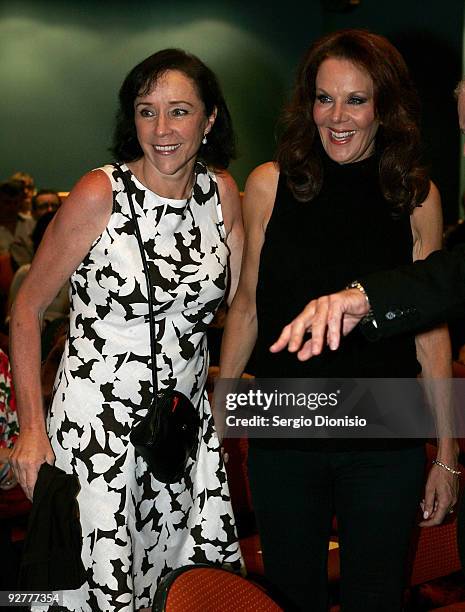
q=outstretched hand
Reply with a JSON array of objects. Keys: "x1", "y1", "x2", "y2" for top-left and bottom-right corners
[{"x1": 269, "y1": 288, "x2": 370, "y2": 361}]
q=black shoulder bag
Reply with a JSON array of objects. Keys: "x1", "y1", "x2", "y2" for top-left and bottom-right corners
[{"x1": 117, "y1": 165, "x2": 200, "y2": 484}]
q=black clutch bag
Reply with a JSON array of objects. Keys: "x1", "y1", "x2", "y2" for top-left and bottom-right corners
[
  {"x1": 130, "y1": 390, "x2": 200, "y2": 483},
  {"x1": 117, "y1": 165, "x2": 200, "y2": 484}
]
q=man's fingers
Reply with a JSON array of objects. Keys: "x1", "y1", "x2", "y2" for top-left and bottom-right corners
[
  {"x1": 287, "y1": 319, "x2": 310, "y2": 353},
  {"x1": 301, "y1": 300, "x2": 327, "y2": 356},
  {"x1": 326, "y1": 300, "x2": 344, "y2": 351},
  {"x1": 297, "y1": 339, "x2": 315, "y2": 361},
  {"x1": 270, "y1": 319, "x2": 308, "y2": 353},
  {"x1": 270, "y1": 289, "x2": 368, "y2": 358},
  {"x1": 269, "y1": 324, "x2": 293, "y2": 353},
  {"x1": 270, "y1": 311, "x2": 314, "y2": 355}
]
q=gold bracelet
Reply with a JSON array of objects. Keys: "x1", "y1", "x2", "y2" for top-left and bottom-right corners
[{"x1": 432, "y1": 458, "x2": 461, "y2": 475}]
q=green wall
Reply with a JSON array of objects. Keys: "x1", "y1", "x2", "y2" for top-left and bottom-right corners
[
  {"x1": 1, "y1": 0, "x2": 463, "y2": 220},
  {"x1": 0, "y1": 1, "x2": 321, "y2": 190}
]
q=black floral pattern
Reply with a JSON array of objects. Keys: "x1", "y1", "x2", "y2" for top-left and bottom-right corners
[{"x1": 46, "y1": 163, "x2": 242, "y2": 611}]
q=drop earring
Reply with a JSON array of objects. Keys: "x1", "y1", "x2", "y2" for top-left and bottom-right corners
[{"x1": 202, "y1": 135, "x2": 208, "y2": 145}]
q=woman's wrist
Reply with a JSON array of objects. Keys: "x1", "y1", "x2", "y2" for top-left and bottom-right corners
[
  {"x1": 436, "y1": 438, "x2": 460, "y2": 464},
  {"x1": 432, "y1": 458, "x2": 461, "y2": 476}
]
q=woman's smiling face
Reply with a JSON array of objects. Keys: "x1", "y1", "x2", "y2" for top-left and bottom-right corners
[
  {"x1": 313, "y1": 57, "x2": 379, "y2": 164},
  {"x1": 134, "y1": 69, "x2": 216, "y2": 180}
]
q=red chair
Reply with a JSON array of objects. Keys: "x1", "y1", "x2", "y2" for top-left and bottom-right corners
[{"x1": 152, "y1": 564, "x2": 283, "y2": 611}]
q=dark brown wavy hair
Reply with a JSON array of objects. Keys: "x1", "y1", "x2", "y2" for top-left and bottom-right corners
[
  {"x1": 111, "y1": 48, "x2": 236, "y2": 169},
  {"x1": 276, "y1": 29, "x2": 430, "y2": 215}
]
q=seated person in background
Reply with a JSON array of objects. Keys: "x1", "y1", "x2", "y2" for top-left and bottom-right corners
[
  {"x1": 0, "y1": 181, "x2": 34, "y2": 328},
  {"x1": 7, "y1": 188, "x2": 62, "y2": 271},
  {"x1": 0, "y1": 181, "x2": 29, "y2": 257},
  {"x1": 0, "y1": 188, "x2": 63, "y2": 342},
  {"x1": 9, "y1": 171, "x2": 35, "y2": 217},
  {"x1": 31, "y1": 189, "x2": 62, "y2": 221},
  {"x1": 8, "y1": 172, "x2": 36, "y2": 266}
]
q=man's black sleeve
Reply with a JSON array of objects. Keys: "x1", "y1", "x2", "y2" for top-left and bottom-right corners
[{"x1": 359, "y1": 245, "x2": 465, "y2": 340}]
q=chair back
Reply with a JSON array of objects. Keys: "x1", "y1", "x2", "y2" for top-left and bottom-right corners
[{"x1": 153, "y1": 564, "x2": 283, "y2": 611}]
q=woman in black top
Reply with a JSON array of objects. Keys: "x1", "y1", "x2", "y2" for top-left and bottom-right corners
[{"x1": 220, "y1": 30, "x2": 458, "y2": 611}]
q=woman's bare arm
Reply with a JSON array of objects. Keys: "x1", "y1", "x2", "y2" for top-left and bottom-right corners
[{"x1": 9, "y1": 169, "x2": 113, "y2": 499}]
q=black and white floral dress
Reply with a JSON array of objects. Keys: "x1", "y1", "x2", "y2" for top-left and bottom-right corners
[{"x1": 47, "y1": 162, "x2": 242, "y2": 611}]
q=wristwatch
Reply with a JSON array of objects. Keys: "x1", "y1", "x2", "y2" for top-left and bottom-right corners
[
  {"x1": 346, "y1": 280, "x2": 371, "y2": 312},
  {"x1": 346, "y1": 280, "x2": 379, "y2": 340}
]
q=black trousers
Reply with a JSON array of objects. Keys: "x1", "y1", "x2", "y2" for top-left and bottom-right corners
[{"x1": 248, "y1": 444, "x2": 425, "y2": 612}]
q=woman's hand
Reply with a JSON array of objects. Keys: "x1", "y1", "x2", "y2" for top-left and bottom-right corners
[
  {"x1": 419, "y1": 460, "x2": 459, "y2": 527},
  {"x1": 9, "y1": 429, "x2": 55, "y2": 501}
]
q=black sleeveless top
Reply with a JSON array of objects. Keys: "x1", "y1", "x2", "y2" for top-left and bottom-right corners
[{"x1": 253, "y1": 154, "x2": 421, "y2": 450}]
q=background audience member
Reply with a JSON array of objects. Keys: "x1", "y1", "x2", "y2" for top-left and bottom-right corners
[
  {"x1": 9, "y1": 188, "x2": 62, "y2": 269},
  {"x1": 0, "y1": 181, "x2": 29, "y2": 257},
  {"x1": 9, "y1": 171, "x2": 35, "y2": 216},
  {"x1": 0, "y1": 181, "x2": 34, "y2": 331},
  {"x1": 31, "y1": 189, "x2": 62, "y2": 221}
]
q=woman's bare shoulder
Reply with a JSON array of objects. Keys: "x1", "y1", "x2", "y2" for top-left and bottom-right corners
[
  {"x1": 243, "y1": 162, "x2": 279, "y2": 228},
  {"x1": 54, "y1": 169, "x2": 114, "y2": 234},
  {"x1": 245, "y1": 161, "x2": 280, "y2": 193},
  {"x1": 214, "y1": 169, "x2": 241, "y2": 236}
]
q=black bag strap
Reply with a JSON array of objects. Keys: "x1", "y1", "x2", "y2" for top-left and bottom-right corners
[{"x1": 115, "y1": 164, "x2": 159, "y2": 398}]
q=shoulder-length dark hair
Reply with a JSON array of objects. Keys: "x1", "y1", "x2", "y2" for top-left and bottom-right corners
[
  {"x1": 111, "y1": 48, "x2": 236, "y2": 169},
  {"x1": 277, "y1": 29, "x2": 430, "y2": 215}
]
